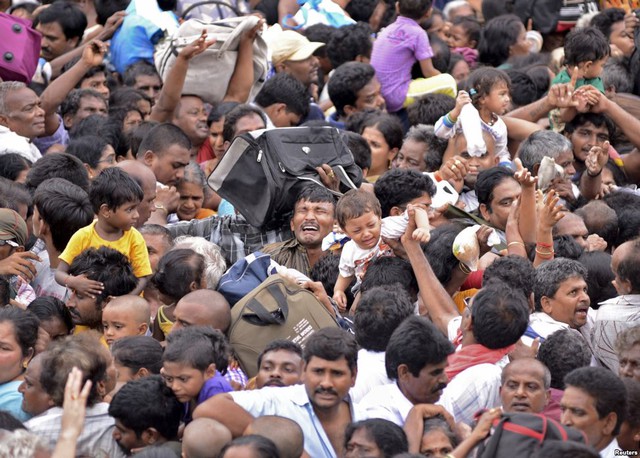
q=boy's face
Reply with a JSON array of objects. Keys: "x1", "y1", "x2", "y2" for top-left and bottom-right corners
[
  {"x1": 105, "y1": 201, "x2": 140, "y2": 231},
  {"x1": 161, "y1": 361, "x2": 213, "y2": 403},
  {"x1": 342, "y1": 210, "x2": 382, "y2": 250},
  {"x1": 565, "y1": 121, "x2": 609, "y2": 163},
  {"x1": 447, "y1": 24, "x2": 471, "y2": 49},
  {"x1": 102, "y1": 305, "x2": 147, "y2": 347},
  {"x1": 582, "y1": 57, "x2": 608, "y2": 80}
]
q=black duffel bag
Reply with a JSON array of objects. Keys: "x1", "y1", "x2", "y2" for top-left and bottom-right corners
[{"x1": 208, "y1": 126, "x2": 362, "y2": 228}]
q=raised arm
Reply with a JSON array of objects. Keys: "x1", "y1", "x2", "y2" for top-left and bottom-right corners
[
  {"x1": 40, "y1": 41, "x2": 107, "y2": 135},
  {"x1": 150, "y1": 31, "x2": 215, "y2": 122},
  {"x1": 224, "y1": 20, "x2": 265, "y2": 103},
  {"x1": 579, "y1": 141, "x2": 609, "y2": 201},
  {"x1": 402, "y1": 206, "x2": 459, "y2": 336}
]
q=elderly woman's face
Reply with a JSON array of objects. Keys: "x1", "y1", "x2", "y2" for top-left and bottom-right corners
[
  {"x1": 0, "y1": 321, "x2": 29, "y2": 384},
  {"x1": 420, "y1": 429, "x2": 454, "y2": 457},
  {"x1": 344, "y1": 428, "x2": 384, "y2": 458},
  {"x1": 176, "y1": 181, "x2": 205, "y2": 221}
]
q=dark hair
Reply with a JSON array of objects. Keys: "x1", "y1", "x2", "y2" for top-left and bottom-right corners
[
  {"x1": 577, "y1": 251, "x2": 617, "y2": 308},
  {"x1": 254, "y1": 73, "x2": 310, "y2": 120},
  {"x1": 137, "y1": 123, "x2": 191, "y2": 158},
  {"x1": 403, "y1": 124, "x2": 448, "y2": 171},
  {"x1": 219, "y1": 435, "x2": 279, "y2": 458},
  {"x1": 33, "y1": 1, "x2": 87, "y2": 41},
  {"x1": 66, "y1": 136, "x2": 111, "y2": 169},
  {"x1": 222, "y1": 104, "x2": 266, "y2": 143},
  {"x1": 257, "y1": 339, "x2": 303, "y2": 369},
  {"x1": 0, "y1": 276, "x2": 9, "y2": 307},
  {"x1": 345, "y1": 108, "x2": 383, "y2": 134},
  {"x1": 129, "y1": 121, "x2": 159, "y2": 157},
  {"x1": 475, "y1": 166, "x2": 516, "y2": 210},
  {"x1": 328, "y1": 62, "x2": 377, "y2": 118},
  {"x1": 345, "y1": 0, "x2": 380, "y2": 23},
  {"x1": 109, "y1": 375, "x2": 182, "y2": 441},
  {"x1": 206, "y1": 101, "x2": 239, "y2": 126},
  {"x1": 25, "y1": 153, "x2": 90, "y2": 193},
  {"x1": 68, "y1": 247, "x2": 138, "y2": 307},
  {"x1": 69, "y1": 115, "x2": 129, "y2": 160},
  {"x1": 591, "y1": 8, "x2": 626, "y2": 41},
  {"x1": 428, "y1": 33, "x2": 451, "y2": 73},
  {"x1": 564, "y1": 112, "x2": 615, "y2": 138},
  {"x1": 89, "y1": 167, "x2": 144, "y2": 213},
  {"x1": 407, "y1": 93, "x2": 456, "y2": 126},
  {"x1": 0, "y1": 411, "x2": 26, "y2": 431},
  {"x1": 564, "y1": 366, "x2": 627, "y2": 436},
  {"x1": 0, "y1": 306, "x2": 39, "y2": 357},
  {"x1": 423, "y1": 222, "x2": 466, "y2": 285},
  {"x1": 360, "y1": 257, "x2": 418, "y2": 300},
  {"x1": 603, "y1": 192, "x2": 640, "y2": 247},
  {"x1": 386, "y1": 316, "x2": 454, "y2": 379},
  {"x1": 164, "y1": 326, "x2": 230, "y2": 374},
  {"x1": 151, "y1": 249, "x2": 205, "y2": 302},
  {"x1": 551, "y1": 235, "x2": 584, "y2": 260},
  {"x1": 303, "y1": 23, "x2": 335, "y2": 44},
  {"x1": 451, "y1": 15, "x2": 481, "y2": 45},
  {"x1": 109, "y1": 87, "x2": 153, "y2": 112},
  {"x1": 343, "y1": 131, "x2": 372, "y2": 172},
  {"x1": 344, "y1": 419, "x2": 409, "y2": 456},
  {"x1": 503, "y1": 69, "x2": 537, "y2": 108},
  {"x1": 478, "y1": 14, "x2": 525, "y2": 67},
  {"x1": 60, "y1": 88, "x2": 105, "y2": 120},
  {"x1": 398, "y1": 0, "x2": 432, "y2": 20},
  {"x1": 622, "y1": 378, "x2": 640, "y2": 430},
  {"x1": 39, "y1": 335, "x2": 106, "y2": 406},
  {"x1": 0, "y1": 179, "x2": 31, "y2": 218},
  {"x1": 123, "y1": 61, "x2": 161, "y2": 88},
  {"x1": 483, "y1": 255, "x2": 535, "y2": 299},
  {"x1": 361, "y1": 113, "x2": 404, "y2": 151},
  {"x1": 94, "y1": 0, "x2": 128, "y2": 25},
  {"x1": 62, "y1": 57, "x2": 107, "y2": 90},
  {"x1": 422, "y1": 415, "x2": 459, "y2": 448},
  {"x1": 27, "y1": 296, "x2": 73, "y2": 335},
  {"x1": 336, "y1": 189, "x2": 381, "y2": 228},
  {"x1": 309, "y1": 253, "x2": 354, "y2": 302},
  {"x1": 0, "y1": 154, "x2": 31, "y2": 182},
  {"x1": 326, "y1": 22, "x2": 373, "y2": 68},
  {"x1": 33, "y1": 178, "x2": 94, "y2": 252},
  {"x1": 303, "y1": 327, "x2": 358, "y2": 374},
  {"x1": 295, "y1": 185, "x2": 336, "y2": 206},
  {"x1": 374, "y1": 168, "x2": 436, "y2": 217},
  {"x1": 111, "y1": 335, "x2": 164, "y2": 375},
  {"x1": 563, "y1": 26, "x2": 610, "y2": 67},
  {"x1": 575, "y1": 201, "x2": 619, "y2": 250},
  {"x1": 354, "y1": 285, "x2": 415, "y2": 352},
  {"x1": 537, "y1": 329, "x2": 591, "y2": 390},
  {"x1": 471, "y1": 283, "x2": 529, "y2": 349},
  {"x1": 534, "y1": 258, "x2": 588, "y2": 312},
  {"x1": 139, "y1": 224, "x2": 174, "y2": 246},
  {"x1": 466, "y1": 67, "x2": 512, "y2": 107},
  {"x1": 616, "y1": 238, "x2": 640, "y2": 294}
]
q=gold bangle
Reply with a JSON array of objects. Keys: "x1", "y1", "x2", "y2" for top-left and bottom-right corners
[
  {"x1": 508, "y1": 241, "x2": 525, "y2": 248},
  {"x1": 458, "y1": 262, "x2": 472, "y2": 274},
  {"x1": 535, "y1": 248, "x2": 554, "y2": 258}
]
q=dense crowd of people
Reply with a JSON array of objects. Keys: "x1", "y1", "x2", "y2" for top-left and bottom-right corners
[{"x1": 0, "y1": 0, "x2": 640, "y2": 456}]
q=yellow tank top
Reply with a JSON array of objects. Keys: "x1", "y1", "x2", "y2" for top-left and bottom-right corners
[{"x1": 156, "y1": 306, "x2": 174, "y2": 336}]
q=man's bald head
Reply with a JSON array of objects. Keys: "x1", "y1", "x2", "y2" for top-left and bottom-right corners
[
  {"x1": 171, "y1": 289, "x2": 231, "y2": 334},
  {"x1": 553, "y1": 212, "x2": 589, "y2": 249},
  {"x1": 500, "y1": 358, "x2": 551, "y2": 414},
  {"x1": 244, "y1": 416, "x2": 304, "y2": 458},
  {"x1": 116, "y1": 160, "x2": 157, "y2": 227},
  {"x1": 183, "y1": 418, "x2": 232, "y2": 458},
  {"x1": 575, "y1": 201, "x2": 618, "y2": 250}
]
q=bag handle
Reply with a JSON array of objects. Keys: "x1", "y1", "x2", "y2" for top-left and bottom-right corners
[
  {"x1": 180, "y1": 0, "x2": 242, "y2": 20},
  {"x1": 243, "y1": 283, "x2": 290, "y2": 325},
  {"x1": 216, "y1": 15, "x2": 259, "y2": 57}
]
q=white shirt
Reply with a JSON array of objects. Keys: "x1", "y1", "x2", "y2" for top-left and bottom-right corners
[
  {"x1": 26, "y1": 403, "x2": 125, "y2": 458},
  {"x1": 599, "y1": 437, "x2": 620, "y2": 458},
  {"x1": 359, "y1": 382, "x2": 414, "y2": 426},
  {"x1": 438, "y1": 360, "x2": 505, "y2": 426},
  {"x1": 0, "y1": 125, "x2": 42, "y2": 163},
  {"x1": 593, "y1": 295, "x2": 640, "y2": 372},
  {"x1": 231, "y1": 384, "x2": 366, "y2": 458},
  {"x1": 350, "y1": 350, "x2": 391, "y2": 403}
]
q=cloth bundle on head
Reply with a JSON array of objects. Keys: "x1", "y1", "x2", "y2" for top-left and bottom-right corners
[
  {"x1": 263, "y1": 24, "x2": 324, "y2": 65},
  {"x1": 0, "y1": 208, "x2": 27, "y2": 247}
]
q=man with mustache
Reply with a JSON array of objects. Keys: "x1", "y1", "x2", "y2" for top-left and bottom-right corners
[
  {"x1": 193, "y1": 328, "x2": 364, "y2": 458},
  {"x1": 254, "y1": 340, "x2": 304, "y2": 389},
  {"x1": 499, "y1": 358, "x2": 551, "y2": 415},
  {"x1": 359, "y1": 315, "x2": 454, "y2": 426}
]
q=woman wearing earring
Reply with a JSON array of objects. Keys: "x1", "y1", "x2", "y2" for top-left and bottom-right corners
[{"x1": 0, "y1": 306, "x2": 40, "y2": 422}]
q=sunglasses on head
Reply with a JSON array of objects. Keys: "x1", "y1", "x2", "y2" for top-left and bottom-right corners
[{"x1": 0, "y1": 239, "x2": 19, "y2": 248}]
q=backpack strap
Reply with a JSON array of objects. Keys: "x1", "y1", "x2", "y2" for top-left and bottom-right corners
[{"x1": 242, "y1": 282, "x2": 290, "y2": 325}]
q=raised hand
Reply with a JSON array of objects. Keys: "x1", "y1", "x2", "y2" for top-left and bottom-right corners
[
  {"x1": 514, "y1": 158, "x2": 535, "y2": 188},
  {"x1": 81, "y1": 40, "x2": 107, "y2": 67},
  {"x1": 179, "y1": 30, "x2": 216, "y2": 60},
  {"x1": 538, "y1": 190, "x2": 565, "y2": 229},
  {"x1": 585, "y1": 141, "x2": 610, "y2": 177}
]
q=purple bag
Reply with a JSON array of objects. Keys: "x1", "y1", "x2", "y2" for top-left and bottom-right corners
[{"x1": 0, "y1": 13, "x2": 41, "y2": 83}]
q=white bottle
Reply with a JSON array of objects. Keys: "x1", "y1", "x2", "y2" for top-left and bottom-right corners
[{"x1": 459, "y1": 103, "x2": 486, "y2": 157}]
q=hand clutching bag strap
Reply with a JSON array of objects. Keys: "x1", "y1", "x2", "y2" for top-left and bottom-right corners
[
  {"x1": 228, "y1": 274, "x2": 339, "y2": 378},
  {"x1": 208, "y1": 126, "x2": 363, "y2": 228},
  {"x1": 154, "y1": 15, "x2": 268, "y2": 104}
]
